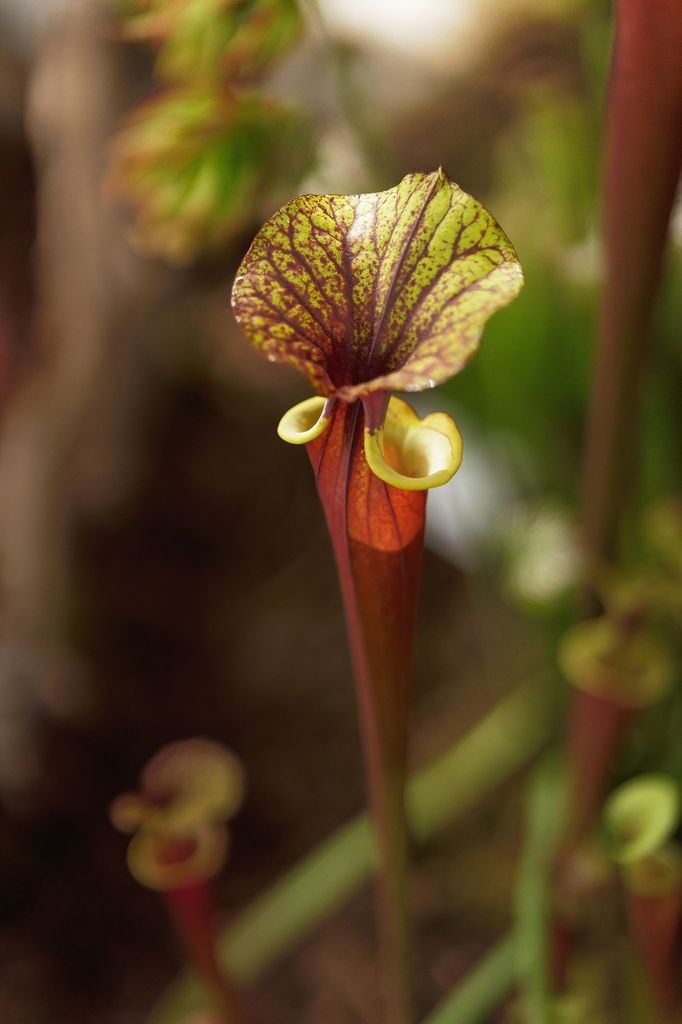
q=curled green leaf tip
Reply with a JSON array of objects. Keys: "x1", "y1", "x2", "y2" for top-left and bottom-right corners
[{"x1": 603, "y1": 773, "x2": 680, "y2": 865}]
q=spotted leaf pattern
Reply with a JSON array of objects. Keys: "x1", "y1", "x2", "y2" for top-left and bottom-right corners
[{"x1": 232, "y1": 169, "x2": 523, "y2": 399}]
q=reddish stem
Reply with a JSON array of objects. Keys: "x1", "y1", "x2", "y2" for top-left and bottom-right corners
[
  {"x1": 163, "y1": 883, "x2": 247, "y2": 1024},
  {"x1": 563, "y1": 690, "x2": 632, "y2": 846},
  {"x1": 307, "y1": 400, "x2": 425, "y2": 1024},
  {"x1": 551, "y1": 690, "x2": 633, "y2": 987},
  {"x1": 582, "y1": 0, "x2": 682, "y2": 562},
  {"x1": 626, "y1": 886, "x2": 682, "y2": 1021}
]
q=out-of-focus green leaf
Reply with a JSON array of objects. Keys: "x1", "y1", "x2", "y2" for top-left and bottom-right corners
[
  {"x1": 107, "y1": 89, "x2": 311, "y2": 264},
  {"x1": 120, "y1": 0, "x2": 302, "y2": 84},
  {"x1": 604, "y1": 774, "x2": 680, "y2": 865},
  {"x1": 420, "y1": 935, "x2": 516, "y2": 1024}
]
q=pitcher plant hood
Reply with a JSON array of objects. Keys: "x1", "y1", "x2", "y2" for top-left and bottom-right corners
[{"x1": 232, "y1": 168, "x2": 523, "y2": 490}]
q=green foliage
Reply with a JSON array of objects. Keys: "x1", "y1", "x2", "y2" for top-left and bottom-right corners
[
  {"x1": 445, "y1": 88, "x2": 599, "y2": 495},
  {"x1": 421, "y1": 936, "x2": 516, "y2": 1024},
  {"x1": 514, "y1": 760, "x2": 567, "y2": 1024},
  {"x1": 603, "y1": 774, "x2": 680, "y2": 865},
  {"x1": 111, "y1": 0, "x2": 311, "y2": 263},
  {"x1": 108, "y1": 90, "x2": 310, "y2": 263},
  {"x1": 120, "y1": 0, "x2": 302, "y2": 85}
]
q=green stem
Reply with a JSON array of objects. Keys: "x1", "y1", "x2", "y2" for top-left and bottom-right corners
[
  {"x1": 420, "y1": 935, "x2": 516, "y2": 1024},
  {"x1": 146, "y1": 682, "x2": 552, "y2": 1024},
  {"x1": 514, "y1": 760, "x2": 566, "y2": 1024}
]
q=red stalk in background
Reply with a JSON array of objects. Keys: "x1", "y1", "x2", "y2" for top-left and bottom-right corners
[
  {"x1": 164, "y1": 881, "x2": 247, "y2": 1024},
  {"x1": 582, "y1": 0, "x2": 682, "y2": 563},
  {"x1": 563, "y1": 689, "x2": 632, "y2": 847},
  {"x1": 627, "y1": 880, "x2": 682, "y2": 1021}
]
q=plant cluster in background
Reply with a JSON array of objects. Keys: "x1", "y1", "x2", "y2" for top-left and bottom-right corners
[{"x1": 108, "y1": 0, "x2": 311, "y2": 263}]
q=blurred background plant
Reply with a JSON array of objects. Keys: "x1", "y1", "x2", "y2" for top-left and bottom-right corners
[
  {"x1": 108, "y1": 88, "x2": 309, "y2": 263},
  {"x1": 118, "y1": 0, "x2": 302, "y2": 85},
  {"x1": 108, "y1": 0, "x2": 310, "y2": 263},
  {"x1": 110, "y1": 738, "x2": 248, "y2": 1024},
  {"x1": 0, "y1": 0, "x2": 680, "y2": 1022}
]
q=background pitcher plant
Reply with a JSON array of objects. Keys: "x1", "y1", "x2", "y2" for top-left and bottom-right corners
[{"x1": 232, "y1": 169, "x2": 523, "y2": 1022}]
